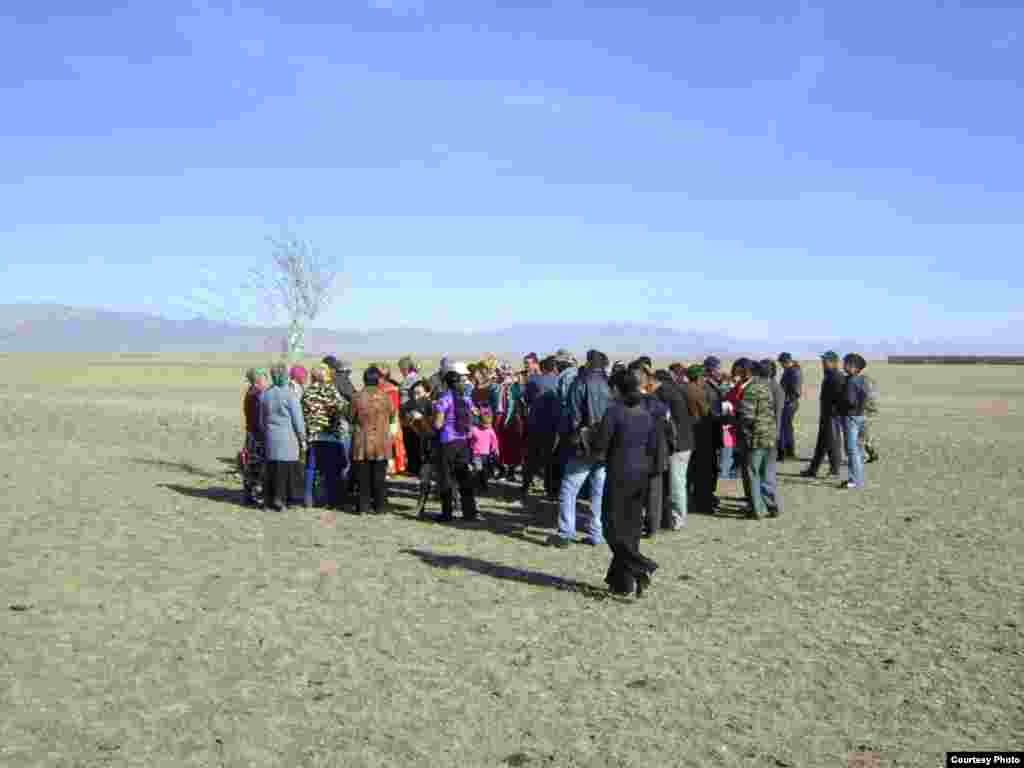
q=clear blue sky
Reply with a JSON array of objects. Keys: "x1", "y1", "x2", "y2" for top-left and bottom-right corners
[{"x1": 2, "y1": 0, "x2": 1022, "y2": 341}]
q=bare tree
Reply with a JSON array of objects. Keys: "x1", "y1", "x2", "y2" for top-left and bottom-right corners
[{"x1": 249, "y1": 228, "x2": 344, "y2": 362}]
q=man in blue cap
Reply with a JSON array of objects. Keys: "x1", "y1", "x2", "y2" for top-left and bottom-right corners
[{"x1": 801, "y1": 350, "x2": 846, "y2": 478}]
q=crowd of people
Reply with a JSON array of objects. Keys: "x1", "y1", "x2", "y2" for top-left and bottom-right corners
[{"x1": 239, "y1": 348, "x2": 879, "y2": 597}]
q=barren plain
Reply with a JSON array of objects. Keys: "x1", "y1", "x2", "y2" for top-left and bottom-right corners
[{"x1": 1, "y1": 355, "x2": 1021, "y2": 767}]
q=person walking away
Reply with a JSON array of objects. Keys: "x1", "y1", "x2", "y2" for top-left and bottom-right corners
[
  {"x1": 549, "y1": 350, "x2": 611, "y2": 548},
  {"x1": 653, "y1": 369, "x2": 695, "y2": 529},
  {"x1": 777, "y1": 353, "x2": 802, "y2": 460},
  {"x1": 734, "y1": 360, "x2": 777, "y2": 519},
  {"x1": 801, "y1": 351, "x2": 846, "y2": 478},
  {"x1": 841, "y1": 354, "x2": 869, "y2": 489},
  {"x1": 350, "y1": 366, "x2": 396, "y2": 514},
  {"x1": 301, "y1": 364, "x2": 347, "y2": 509},
  {"x1": 521, "y1": 356, "x2": 560, "y2": 501},
  {"x1": 592, "y1": 368, "x2": 660, "y2": 597},
  {"x1": 242, "y1": 368, "x2": 269, "y2": 505},
  {"x1": 260, "y1": 364, "x2": 307, "y2": 511},
  {"x1": 469, "y1": 409, "x2": 500, "y2": 492},
  {"x1": 860, "y1": 369, "x2": 881, "y2": 463},
  {"x1": 432, "y1": 363, "x2": 479, "y2": 522},
  {"x1": 758, "y1": 359, "x2": 785, "y2": 516},
  {"x1": 629, "y1": 361, "x2": 669, "y2": 537}
]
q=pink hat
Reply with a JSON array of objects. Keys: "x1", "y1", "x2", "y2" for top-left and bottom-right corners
[{"x1": 290, "y1": 365, "x2": 307, "y2": 383}]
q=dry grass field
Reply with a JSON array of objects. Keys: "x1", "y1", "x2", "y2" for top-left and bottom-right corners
[{"x1": 1, "y1": 354, "x2": 1021, "y2": 768}]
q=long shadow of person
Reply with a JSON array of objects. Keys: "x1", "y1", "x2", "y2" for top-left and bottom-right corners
[
  {"x1": 400, "y1": 548, "x2": 626, "y2": 602},
  {"x1": 159, "y1": 482, "x2": 249, "y2": 507}
]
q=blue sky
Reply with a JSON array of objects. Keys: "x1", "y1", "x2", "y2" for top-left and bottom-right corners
[{"x1": 1, "y1": 0, "x2": 1022, "y2": 341}]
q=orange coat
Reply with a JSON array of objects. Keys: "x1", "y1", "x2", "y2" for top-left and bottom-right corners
[
  {"x1": 379, "y1": 381, "x2": 407, "y2": 474},
  {"x1": 350, "y1": 387, "x2": 396, "y2": 462}
]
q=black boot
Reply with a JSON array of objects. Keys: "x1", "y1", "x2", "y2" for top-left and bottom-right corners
[
  {"x1": 417, "y1": 484, "x2": 430, "y2": 517},
  {"x1": 435, "y1": 491, "x2": 454, "y2": 522}
]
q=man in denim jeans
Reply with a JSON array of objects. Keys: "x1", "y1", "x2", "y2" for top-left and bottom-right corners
[
  {"x1": 548, "y1": 350, "x2": 611, "y2": 548},
  {"x1": 841, "y1": 353, "x2": 868, "y2": 489},
  {"x1": 652, "y1": 369, "x2": 695, "y2": 530}
]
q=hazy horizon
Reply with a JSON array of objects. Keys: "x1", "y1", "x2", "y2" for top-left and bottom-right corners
[{"x1": 3, "y1": 2, "x2": 1023, "y2": 342}]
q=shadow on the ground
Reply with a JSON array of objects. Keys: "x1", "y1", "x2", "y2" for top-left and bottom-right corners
[
  {"x1": 401, "y1": 548, "x2": 623, "y2": 602},
  {"x1": 133, "y1": 457, "x2": 225, "y2": 479},
  {"x1": 160, "y1": 482, "x2": 250, "y2": 506},
  {"x1": 388, "y1": 483, "x2": 556, "y2": 547}
]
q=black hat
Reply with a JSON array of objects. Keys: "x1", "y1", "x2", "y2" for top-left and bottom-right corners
[
  {"x1": 778, "y1": 352, "x2": 793, "y2": 364},
  {"x1": 821, "y1": 350, "x2": 839, "y2": 362},
  {"x1": 703, "y1": 355, "x2": 722, "y2": 371}
]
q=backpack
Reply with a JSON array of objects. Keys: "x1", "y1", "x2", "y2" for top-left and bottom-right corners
[{"x1": 863, "y1": 375, "x2": 880, "y2": 415}]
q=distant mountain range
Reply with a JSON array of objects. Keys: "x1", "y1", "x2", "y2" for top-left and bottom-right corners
[{"x1": 0, "y1": 304, "x2": 1019, "y2": 358}]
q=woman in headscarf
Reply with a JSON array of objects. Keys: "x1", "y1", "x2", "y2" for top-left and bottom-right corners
[
  {"x1": 592, "y1": 368, "x2": 660, "y2": 597},
  {"x1": 494, "y1": 362, "x2": 526, "y2": 481},
  {"x1": 373, "y1": 363, "x2": 407, "y2": 475},
  {"x1": 350, "y1": 366, "x2": 396, "y2": 514},
  {"x1": 301, "y1": 364, "x2": 348, "y2": 509},
  {"x1": 432, "y1": 363, "x2": 479, "y2": 522},
  {"x1": 242, "y1": 368, "x2": 268, "y2": 505},
  {"x1": 289, "y1": 365, "x2": 307, "y2": 398},
  {"x1": 260, "y1": 364, "x2": 307, "y2": 511}
]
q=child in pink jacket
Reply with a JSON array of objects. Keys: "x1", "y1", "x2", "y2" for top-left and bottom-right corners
[{"x1": 469, "y1": 410, "x2": 500, "y2": 492}]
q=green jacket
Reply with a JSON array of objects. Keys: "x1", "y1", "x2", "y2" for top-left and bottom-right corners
[{"x1": 737, "y1": 378, "x2": 776, "y2": 450}]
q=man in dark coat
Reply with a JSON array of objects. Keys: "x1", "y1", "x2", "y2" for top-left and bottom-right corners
[
  {"x1": 629, "y1": 361, "x2": 669, "y2": 537},
  {"x1": 694, "y1": 355, "x2": 726, "y2": 513},
  {"x1": 801, "y1": 351, "x2": 846, "y2": 478},
  {"x1": 653, "y1": 369, "x2": 695, "y2": 530},
  {"x1": 548, "y1": 350, "x2": 611, "y2": 548},
  {"x1": 592, "y1": 368, "x2": 660, "y2": 597},
  {"x1": 777, "y1": 352, "x2": 802, "y2": 460},
  {"x1": 521, "y1": 356, "x2": 561, "y2": 500},
  {"x1": 323, "y1": 356, "x2": 356, "y2": 402}
]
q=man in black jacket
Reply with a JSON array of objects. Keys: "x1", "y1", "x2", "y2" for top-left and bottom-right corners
[
  {"x1": 695, "y1": 355, "x2": 727, "y2": 513},
  {"x1": 777, "y1": 352, "x2": 802, "y2": 460},
  {"x1": 801, "y1": 351, "x2": 846, "y2": 478},
  {"x1": 654, "y1": 369, "x2": 695, "y2": 529}
]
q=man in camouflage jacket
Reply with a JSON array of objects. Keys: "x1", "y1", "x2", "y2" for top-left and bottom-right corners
[{"x1": 735, "y1": 359, "x2": 779, "y2": 519}]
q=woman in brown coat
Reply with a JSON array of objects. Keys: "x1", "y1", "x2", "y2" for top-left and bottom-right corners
[{"x1": 350, "y1": 366, "x2": 396, "y2": 514}]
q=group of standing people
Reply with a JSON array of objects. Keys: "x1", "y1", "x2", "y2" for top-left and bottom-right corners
[{"x1": 238, "y1": 348, "x2": 878, "y2": 598}]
